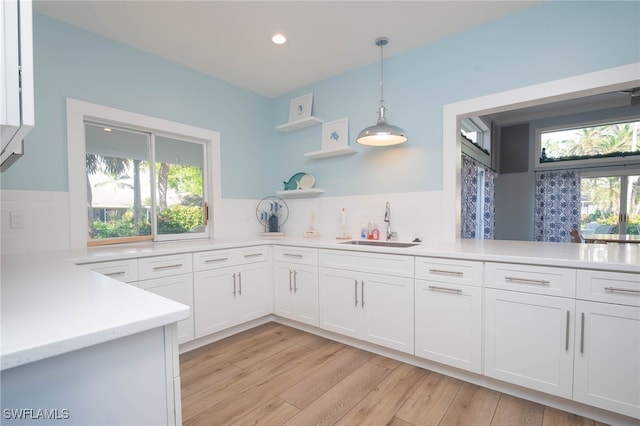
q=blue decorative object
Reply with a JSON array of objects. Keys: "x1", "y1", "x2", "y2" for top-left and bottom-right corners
[
  {"x1": 283, "y1": 172, "x2": 307, "y2": 190},
  {"x1": 256, "y1": 196, "x2": 289, "y2": 234}
]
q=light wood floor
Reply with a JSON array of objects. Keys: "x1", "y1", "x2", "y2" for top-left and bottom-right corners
[{"x1": 180, "y1": 322, "x2": 607, "y2": 426}]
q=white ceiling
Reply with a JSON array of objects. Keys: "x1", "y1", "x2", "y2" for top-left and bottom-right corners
[{"x1": 33, "y1": 0, "x2": 540, "y2": 98}]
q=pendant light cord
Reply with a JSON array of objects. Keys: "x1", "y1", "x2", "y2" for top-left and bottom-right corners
[{"x1": 379, "y1": 41, "x2": 384, "y2": 104}]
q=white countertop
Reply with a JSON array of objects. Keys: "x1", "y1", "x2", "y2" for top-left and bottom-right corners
[
  {"x1": 2, "y1": 237, "x2": 637, "y2": 371},
  {"x1": 72, "y1": 236, "x2": 640, "y2": 273},
  {"x1": 1, "y1": 252, "x2": 189, "y2": 371}
]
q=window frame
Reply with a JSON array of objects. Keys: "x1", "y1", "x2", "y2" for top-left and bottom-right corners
[
  {"x1": 67, "y1": 98, "x2": 221, "y2": 250},
  {"x1": 535, "y1": 115, "x2": 640, "y2": 170}
]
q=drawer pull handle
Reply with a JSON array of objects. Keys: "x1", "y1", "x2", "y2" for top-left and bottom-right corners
[
  {"x1": 244, "y1": 253, "x2": 263, "y2": 258},
  {"x1": 293, "y1": 270, "x2": 298, "y2": 293},
  {"x1": 283, "y1": 253, "x2": 303, "y2": 258},
  {"x1": 428, "y1": 285, "x2": 463, "y2": 294},
  {"x1": 604, "y1": 286, "x2": 640, "y2": 294},
  {"x1": 504, "y1": 276, "x2": 550, "y2": 285},
  {"x1": 205, "y1": 257, "x2": 228, "y2": 263},
  {"x1": 354, "y1": 280, "x2": 358, "y2": 306},
  {"x1": 361, "y1": 281, "x2": 365, "y2": 307},
  {"x1": 238, "y1": 272, "x2": 242, "y2": 295},
  {"x1": 428, "y1": 269, "x2": 463, "y2": 277},
  {"x1": 289, "y1": 269, "x2": 293, "y2": 292},
  {"x1": 104, "y1": 271, "x2": 125, "y2": 277},
  {"x1": 153, "y1": 263, "x2": 183, "y2": 271}
]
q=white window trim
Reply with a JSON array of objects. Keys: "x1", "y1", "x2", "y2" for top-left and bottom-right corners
[
  {"x1": 66, "y1": 98, "x2": 222, "y2": 250},
  {"x1": 535, "y1": 115, "x2": 640, "y2": 170}
]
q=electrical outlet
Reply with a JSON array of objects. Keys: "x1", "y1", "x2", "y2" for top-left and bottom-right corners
[{"x1": 10, "y1": 211, "x2": 24, "y2": 229}]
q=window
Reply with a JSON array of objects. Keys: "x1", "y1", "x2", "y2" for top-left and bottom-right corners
[
  {"x1": 67, "y1": 99, "x2": 221, "y2": 249},
  {"x1": 538, "y1": 119, "x2": 640, "y2": 166},
  {"x1": 461, "y1": 117, "x2": 490, "y2": 154},
  {"x1": 580, "y1": 171, "x2": 640, "y2": 235}
]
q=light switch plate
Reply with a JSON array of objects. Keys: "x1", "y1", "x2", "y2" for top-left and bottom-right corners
[{"x1": 10, "y1": 211, "x2": 24, "y2": 229}]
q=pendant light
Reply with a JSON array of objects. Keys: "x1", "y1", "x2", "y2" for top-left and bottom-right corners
[{"x1": 357, "y1": 37, "x2": 408, "y2": 147}]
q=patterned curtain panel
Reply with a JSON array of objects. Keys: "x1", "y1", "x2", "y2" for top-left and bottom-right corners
[
  {"x1": 534, "y1": 169, "x2": 580, "y2": 242},
  {"x1": 461, "y1": 153, "x2": 497, "y2": 239},
  {"x1": 483, "y1": 167, "x2": 498, "y2": 240}
]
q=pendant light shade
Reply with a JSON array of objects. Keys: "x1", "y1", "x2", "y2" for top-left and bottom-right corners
[{"x1": 357, "y1": 37, "x2": 407, "y2": 147}]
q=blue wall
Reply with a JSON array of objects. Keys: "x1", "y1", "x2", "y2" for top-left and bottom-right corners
[
  {"x1": 2, "y1": 1, "x2": 638, "y2": 199},
  {"x1": 0, "y1": 13, "x2": 274, "y2": 198},
  {"x1": 271, "y1": 0, "x2": 640, "y2": 196}
]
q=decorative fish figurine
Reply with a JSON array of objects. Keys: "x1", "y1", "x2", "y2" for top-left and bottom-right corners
[{"x1": 283, "y1": 172, "x2": 307, "y2": 190}]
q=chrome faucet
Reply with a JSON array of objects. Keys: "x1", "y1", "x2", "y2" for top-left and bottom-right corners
[{"x1": 384, "y1": 201, "x2": 392, "y2": 241}]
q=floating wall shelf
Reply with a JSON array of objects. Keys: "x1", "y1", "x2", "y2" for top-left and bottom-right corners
[
  {"x1": 304, "y1": 147, "x2": 357, "y2": 159},
  {"x1": 275, "y1": 117, "x2": 323, "y2": 132},
  {"x1": 276, "y1": 188, "x2": 325, "y2": 198}
]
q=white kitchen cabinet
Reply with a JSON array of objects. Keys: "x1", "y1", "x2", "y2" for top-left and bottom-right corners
[
  {"x1": 138, "y1": 274, "x2": 194, "y2": 345},
  {"x1": 414, "y1": 257, "x2": 483, "y2": 373},
  {"x1": 81, "y1": 259, "x2": 139, "y2": 283},
  {"x1": 273, "y1": 246, "x2": 319, "y2": 326},
  {"x1": 193, "y1": 247, "x2": 270, "y2": 338},
  {"x1": 484, "y1": 288, "x2": 575, "y2": 399},
  {"x1": 1, "y1": 0, "x2": 34, "y2": 170},
  {"x1": 319, "y1": 266, "x2": 414, "y2": 354},
  {"x1": 573, "y1": 269, "x2": 640, "y2": 419}
]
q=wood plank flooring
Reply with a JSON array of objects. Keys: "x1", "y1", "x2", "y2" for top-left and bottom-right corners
[{"x1": 180, "y1": 322, "x2": 607, "y2": 426}]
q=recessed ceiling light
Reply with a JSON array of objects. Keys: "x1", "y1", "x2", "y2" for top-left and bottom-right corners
[
  {"x1": 271, "y1": 33, "x2": 287, "y2": 45},
  {"x1": 103, "y1": 127, "x2": 112, "y2": 132}
]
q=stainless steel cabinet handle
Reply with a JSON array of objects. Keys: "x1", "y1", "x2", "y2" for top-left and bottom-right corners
[
  {"x1": 428, "y1": 285, "x2": 463, "y2": 294},
  {"x1": 283, "y1": 253, "x2": 303, "y2": 258},
  {"x1": 288, "y1": 269, "x2": 293, "y2": 292},
  {"x1": 244, "y1": 253, "x2": 263, "y2": 258},
  {"x1": 565, "y1": 310, "x2": 570, "y2": 351},
  {"x1": 153, "y1": 263, "x2": 183, "y2": 271},
  {"x1": 205, "y1": 257, "x2": 228, "y2": 263},
  {"x1": 354, "y1": 280, "x2": 358, "y2": 306},
  {"x1": 580, "y1": 312, "x2": 585, "y2": 354},
  {"x1": 293, "y1": 270, "x2": 298, "y2": 293},
  {"x1": 238, "y1": 272, "x2": 242, "y2": 295},
  {"x1": 232, "y1": 272, "x2": 237, "y2": 296},
  {"x1": 604, "y1": 286, "x2": 640, "y2": 294},
  {"x1": 504, "y1": 276, "x2": 550, "y2": 285},
  {"x1": 428, "y1": 269, "x2": 463, "y2": 277},
  {"x1": 105, "y1": 271, "x2": 125, "y2": 277},
  {"x1": 361, "y1": 281, "x2": 365, "y2": 307}
]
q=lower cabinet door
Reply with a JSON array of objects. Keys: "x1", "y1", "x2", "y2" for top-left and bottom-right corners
[
  {"x1": 360, "y1": 272, "x2": 414, "y2": 354},
  {"x1": 484, "y1": 289, "x2": 575, "y2": 399},
  {"x1": 235, "y1": 262, "x2": 271, "y2": 324},
  {"x1": 415, "y1": 280, "x2": 482, "y2": 373},
  {"x1": 319, "y1": 268, "x2": 360, "y2": 339},
  {"x1": 193, "y1": 268, "x2": 237, "y2": 337},
  {"x1": 274, "y1": 262, "x2": 319, "y2": 326},
  {"x1": 138, "y1": 274, "x2": 194, "y2": 345},
  {"x1": 573, "y1": 300, "x2": 640, "y2": 419}
]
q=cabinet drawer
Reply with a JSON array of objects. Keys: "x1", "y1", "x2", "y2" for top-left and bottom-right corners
[
  {"x1": 415, "y1": 257, "x2": 482, "y2": 287},
  {"x1": 577, "y1": 270, "x2": 640, "y2": 307},
  {"x1": 82, "y1": 259, "x2": 139, "y2": 283},
  {"x1": 485, "y1": 262, "x2": 576, "y2": 298},
  {"x1": 319, "y1": 249, "x2": 414, "y2": 278},
  {"x1": 273, "y1": 246, "x2": 318, "y2": 265},
  {"x1": 193, "y1": 246, "x2": 269, "y2": 271},
  {"x1": 138, "y1": 253, "x2": 193, "y2": 280}
]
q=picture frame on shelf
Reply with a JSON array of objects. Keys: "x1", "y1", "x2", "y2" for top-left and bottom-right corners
[
  {"x1": 321, "y1": 118, "x2": 349, "y2": 151},
  {"x1": 288, "y1": 93, "x2": 313, "y2": 123}
]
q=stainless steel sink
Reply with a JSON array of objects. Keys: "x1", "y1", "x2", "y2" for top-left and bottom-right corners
[{"x1": 339, "y1": 240, "x2": 419, "y2": 248}]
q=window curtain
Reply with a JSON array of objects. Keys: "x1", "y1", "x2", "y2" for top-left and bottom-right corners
[
  {"x1": 534, "y1": 169, "x2": 580, "y2": 242},
  {"x1": 461, "y1": 153, "x2": 497, "y2": 239}
]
